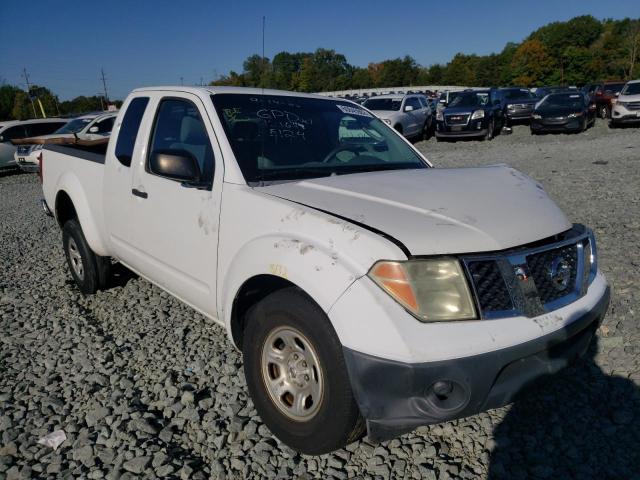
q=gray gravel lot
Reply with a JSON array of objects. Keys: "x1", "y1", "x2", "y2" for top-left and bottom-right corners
[{"x1": 1, "y1": 120, "x2": 639, "y2": 479}]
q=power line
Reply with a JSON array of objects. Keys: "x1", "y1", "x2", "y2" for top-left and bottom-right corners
[{"x1": 21, "y1": 67, "x2": 38, "y2": 118}]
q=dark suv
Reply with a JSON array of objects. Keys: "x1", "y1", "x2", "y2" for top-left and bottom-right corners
[
  {"x1": 435, "y1": 89, "x2": 504, "y2": 141},
  {"x1": 593, "y1": 81, "x2": 626, "y2": 119},
  {"x1": 499, "y1": 87, "x2": 537, "y2": 125}
]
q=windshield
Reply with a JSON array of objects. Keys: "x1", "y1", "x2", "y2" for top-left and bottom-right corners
[
  {"x1": 211, "y1": 94, "x2": 427, "y2": 184},
  {"x1": 502, "y1": 89, "x2": 534, "y2": 100},
  {"x1": 539, "y1": 93, "x2": 584, "y2": 109},
  {"x1": 363, "y1": 98, "x2": 402, "y2": 111},
  {"x1": 448, "y1": 92, "x2": 489, "y2": 108},
  {"x1": 620, "y1": 83, "x2": 640, "y2": 96},
  {"x1": 53, "y1": 118, "x2": 93, "y2": 134}
]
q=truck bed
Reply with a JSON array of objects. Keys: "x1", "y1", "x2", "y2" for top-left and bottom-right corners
[{"x1": 43, "y1": 143, "x2": 107, "y2": 164}]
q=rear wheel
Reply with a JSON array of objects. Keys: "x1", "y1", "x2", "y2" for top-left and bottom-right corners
[
  {"x1": 62, "y1": 219, "x2": 110, "y2": 294},
  {"x1": 599, "y1": 105, "x2": 609, "y2": 119},
  {"x1": 243, "y1": 287, "x2": 365, "y2": 455},
  {"x1": 422, "y1": 118, "x2": 432, "y2": 140}
]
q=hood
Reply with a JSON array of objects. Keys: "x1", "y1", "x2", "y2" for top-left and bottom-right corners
[
  {"x1": 258, "y1": 166, "x2": 571, "y2": 256},
  {"x1": 618, "y1": 93, "x2": 640, "y2": 102},
  {"x1": 370, "y1": 110, "x2": 400, "y2": 120},
  {"x1": 443, "y1": 106, "x2": 477, "y2": 115},
  {"x1": 506, "y1": 98, "x2": 537, "y2": 106}
]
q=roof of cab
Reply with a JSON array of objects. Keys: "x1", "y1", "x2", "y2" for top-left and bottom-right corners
[{"x1": 130, "y1": 86, "x2": 334, "y2": 101}]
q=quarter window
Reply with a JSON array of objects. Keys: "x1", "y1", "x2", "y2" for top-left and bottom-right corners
[
  {"x1": 115, "y1": 97, "x2": 149, "y2": 167},
  {"x1": 147, "y1": 98, "x2": 214, "y2": 185}
]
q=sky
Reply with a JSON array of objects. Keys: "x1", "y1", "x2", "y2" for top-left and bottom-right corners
[{"x1": 1, "y1": 0, "x2": 638, "y2": 100}]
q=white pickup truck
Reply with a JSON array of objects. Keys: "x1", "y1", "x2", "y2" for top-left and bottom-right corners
[{"x1": 40, "y1": 86, "x2": 610, "y2": 455}]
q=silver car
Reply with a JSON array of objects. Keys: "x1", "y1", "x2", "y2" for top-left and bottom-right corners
[
  {"x1": 363, "y1": 94, "x2": 432, "y2": 139},
  {"x1": 0, "y1": 119, "x2": 67, "y2": 170}
]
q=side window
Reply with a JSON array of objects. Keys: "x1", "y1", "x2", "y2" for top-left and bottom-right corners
[
  {"x1": 26, "y1": 122, "x2": 65, "y2": 136},
  {"x1": 1, "y1": 126, "x2": 27, "y2": 142},
  {"x1": 94, "y1": 116, "x2": 115, "y2": 134},
  {"x1": 418, "y1": 97, "x2": 428, "y2": 108},
  {"x1": 115, "y1": 97, "x2": 149, "y2": 167},
  {"x1": 147, "y1": 98, "x2": 214, "y2": 186},
  {"x1": 405, "y1": 97, "x2": 421, "y2": 110}
]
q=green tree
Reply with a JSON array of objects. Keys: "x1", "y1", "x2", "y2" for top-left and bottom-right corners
[
  {"x1": 0, "y1": 84, "x2": 23, "y2": 121},
  {"x1": 510, "y1": 39, "x2": 555, "y2": 86}
]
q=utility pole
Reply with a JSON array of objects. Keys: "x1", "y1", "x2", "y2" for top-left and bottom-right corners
[
  {"x1": 101, "y1": 68, "x2": 109, "y2": 106},
  {"x1": 22, "y1": 67, "x2": 38, "y2": 118}
]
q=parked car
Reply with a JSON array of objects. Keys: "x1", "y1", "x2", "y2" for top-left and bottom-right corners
[
  {"x1": 0, "y1": 119, "x2": 68, "y2": 170},
  {"x1": 499, "y1": 87, "x2": 538, "y2": 125},
  {"x1": 435, "y1": 89, "x2": 504, "y2": 141},
  {"x1": 593, "y1": 81, "x2": 626, "y2": 119},
  {"x1": 40, "y1": 86, "x2": 609, "y2": 455},
  {"x1": 363, "y1": 94, "x2": 432, "y2": 139},
  {"x1": 15, "y1": 112, "x2": 117, "y2": 172},
  {"x1": 581, "y1": 83, "x2": 601, "y2": 100},
  {"x1": 610, "y1": 79, "x2": 640, "y2": 127},
  {"x1": 530, "y1": 91, "x2": 595, "y2": 134}
]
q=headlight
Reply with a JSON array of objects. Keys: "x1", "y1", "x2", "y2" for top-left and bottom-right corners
[
  {"x1": 436, "y1": 111, "x2": 443, "y2": 121},
  {"x1": 382, "y1": 118, "x2": 392, "y2": 125},
  {"x1": 507, "y1": 104, "x2": 515, "y2": 110},
  {"x1": 368, "y1": 259, "x2": 476, "y2": 321},
  {"x1": 532, "y1": 113, "x2": 542, "y2": 119},
  {"x1": 33, "y1": 144, "x2": 44, "y2": 151},
  {"x1": 471, "y1": 109, "x2": 485, "y2": 120},
  {"x1": 616, "y1": 101, "x2": 627, "y2": 108},
  {"x1": 568, "y1": 112, "x2": 583, "y2": 118}
]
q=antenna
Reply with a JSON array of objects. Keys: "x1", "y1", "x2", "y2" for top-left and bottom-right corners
[
  {"x1": 22, "y1": 67, "x2": 38, "y2": 118},
  {"x1": 101, "y1": 68, "x2": 109, "y2": 106},
  {"x1": 180, "y1": 76, "x2": 184, "y2": 86}
]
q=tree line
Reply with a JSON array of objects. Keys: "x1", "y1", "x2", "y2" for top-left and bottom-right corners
[
  {"x1": 0, "y1": 83, "x2": 120, "y2": 122},
  {"x1": 213, "y1": 16, "x2": 639, "y2": 91},
  {"x1": 1, "y1": 15, "x2": 638, "y2": 121}
]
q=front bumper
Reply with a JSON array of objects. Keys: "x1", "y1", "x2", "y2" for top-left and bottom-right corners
[
  {"x1": 343, "y1": 286, "x2": 610, "y2": 442},
  {"x1": 530, "y1": 117, "x2": 584, "y2": 132},
  {"x1": 18, "y1": 161, "x2": 39, "y2": 173},
  {"x1": 611, "y1": 106, "x2": 640, "y2": 124}
]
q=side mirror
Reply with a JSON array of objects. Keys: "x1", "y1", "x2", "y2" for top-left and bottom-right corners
[
  {"x1": 404, "y1": 105, "x2": 414, "y2": 112},
  {"x1": 589, "y1": 103, "x2": 596, "y2": 111},
  {"x1": 149, "y1": 149, "x2": 201, "y2": 182},
  {"x1": 0, "y1": 135, "x2": 4, "y2": 143},
  {"x1": 615, "y1": 92, "x2": 620, "y2": 97},
  {"x1": 89, "y1": 126, "x2": 99, "y2": 133}
]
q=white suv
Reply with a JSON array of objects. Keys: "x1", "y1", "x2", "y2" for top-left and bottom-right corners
[{"x1": 610, "y1": 80, "x2": 640, "y2": 127}]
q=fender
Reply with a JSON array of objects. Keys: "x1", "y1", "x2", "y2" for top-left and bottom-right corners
[
  {"x1": 220, "y1": 231, "x2": 364, "y2": 345},
  {"x1": 54, "y1": 172, "x2": 109, "y2": 256}
]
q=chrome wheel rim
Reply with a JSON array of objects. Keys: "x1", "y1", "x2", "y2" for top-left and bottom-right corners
[
  {"x1": 261, "y1": 326, "x2": 324, "y2": 421},
  {"x1": 68, "y1": 238, "x2": 84, "y2": 280}
]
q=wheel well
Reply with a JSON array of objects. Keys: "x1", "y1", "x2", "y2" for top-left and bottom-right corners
[
  {"x1": 55, "y1": 191, "x2": 77, "y2": 228},
  {"x1": 394, "y1": 124, "x2": 403, "y2": 133},
  {"x1": 230, "y1": 275, "x2": 298, "y2": 349}
]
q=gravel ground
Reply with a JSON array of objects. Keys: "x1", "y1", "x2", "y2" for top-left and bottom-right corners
[{"x1": 1, "y1": 119, "x2": 638, "y2": 479}]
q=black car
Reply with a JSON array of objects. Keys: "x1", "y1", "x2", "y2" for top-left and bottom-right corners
[
  {"x1": 499, "y1": 87, "x2": 537, "y2": 125},
  {"x1": 530, "y1": 91, "x2": 596, "y2": 134},
  {"x1": 435, "y1": 89, "x2": 504, "y2": 141}
]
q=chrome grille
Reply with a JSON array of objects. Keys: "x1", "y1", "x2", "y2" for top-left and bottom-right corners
[
  {"x1": 462, "y1": 225, "x2": 596, "y2": 319},
  {"x1": 16, "y1": 146, "x2": 31, "y2": 155},
  {"x1": 445, "y1": 114, "x2": 470, "y2": 125},
  {"x1": 626, "y1": 102, "x2": 640, "y2": 111}
]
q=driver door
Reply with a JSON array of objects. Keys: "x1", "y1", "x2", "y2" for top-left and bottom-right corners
[{"x1": 127, "y1": 92, "x2": 223, "y2": 315}]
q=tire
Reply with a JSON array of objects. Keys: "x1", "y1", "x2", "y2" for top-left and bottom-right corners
[
  {"x1": 599, "y1": 105, "x2": 609, "y2": 119},
  {"x1": 242, "y1": 287, "x2": 365, "y2": 455},
  {"x1": 62, "y1": 219, "x2": 110, "y2": 294},
  {"x1": 422, "y1": 119, "x2": 432, "y2": 140},
  {"x1": 484, "y1": 119, "x2": 494, "y2": 141}
]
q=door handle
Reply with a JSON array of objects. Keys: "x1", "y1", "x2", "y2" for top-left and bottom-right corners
[{"x1": 131, "y1": 188, "x2": 148, "y2": 199}]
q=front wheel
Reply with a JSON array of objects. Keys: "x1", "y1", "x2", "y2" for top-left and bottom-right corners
[
  {"x1": 484, "y1": 119, "x2": 494, "y2": 141},
  {"x1": 243, "y1": 288, "x2": 364, "y2": 455}
]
